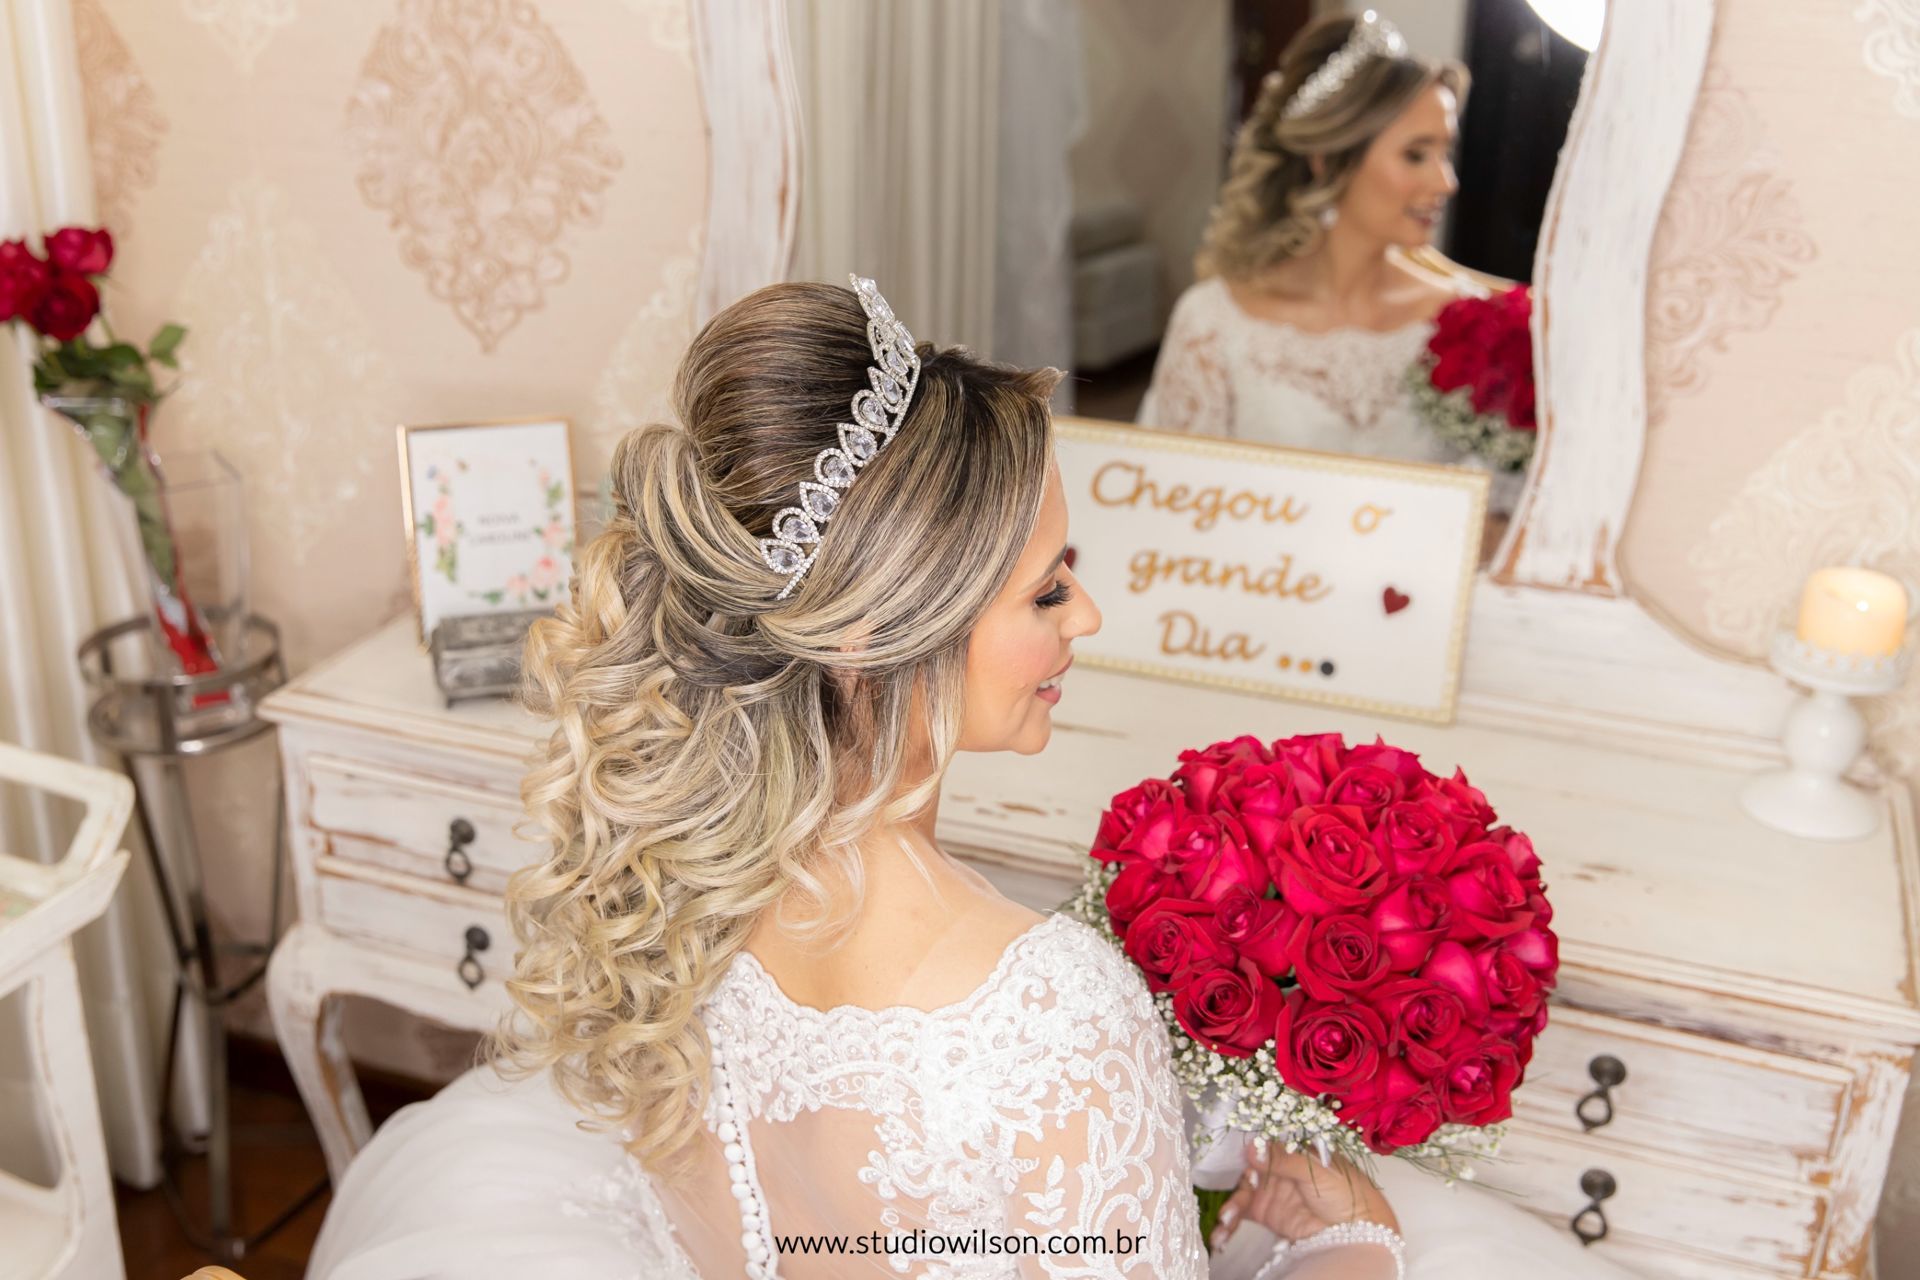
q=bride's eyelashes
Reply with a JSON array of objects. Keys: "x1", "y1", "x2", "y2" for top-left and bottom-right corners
[{"x1": 1035, "y1": 578, "x2": 1074, "y2": 610}]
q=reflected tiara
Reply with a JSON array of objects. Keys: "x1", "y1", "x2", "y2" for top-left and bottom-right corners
[
  {"x1": 757, "y1": 273, "x2": 921, "y2": 600},
  {"x1": 1282, "y1": 10, "x2": 1408, "y2": 121}
]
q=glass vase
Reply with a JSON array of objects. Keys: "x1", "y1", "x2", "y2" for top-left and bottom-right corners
[{"x1": 41, "y1": 394, "x2": 237, "y2": 678}]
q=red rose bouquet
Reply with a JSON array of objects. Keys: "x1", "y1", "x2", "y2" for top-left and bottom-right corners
[
  {"x1": 1066, "y1": 731, "x2": 1557, "y2": 1179},
  {"x1": 1405, "y1": 285, "x2": 1538, "y2": 473},
  {"x1": 1, "y1": 227, "x2": 216, "y2": 675}
]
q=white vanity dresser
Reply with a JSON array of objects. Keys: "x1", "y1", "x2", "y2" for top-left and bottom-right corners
[{"x1": 263, "y1": 605, "x2": 1920, "y2": 1280}]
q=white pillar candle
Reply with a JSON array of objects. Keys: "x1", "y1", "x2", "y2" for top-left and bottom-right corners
[{"x1": 1796, "y1": 567, "x2": 1908, "y2": 657}]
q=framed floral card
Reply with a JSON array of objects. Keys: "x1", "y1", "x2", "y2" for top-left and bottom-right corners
[{"x1": 397, "y1": 416, "x2": 576, "y2": 645}]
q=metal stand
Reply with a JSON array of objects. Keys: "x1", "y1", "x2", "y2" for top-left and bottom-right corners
[{"x1": 78, "y1": 614, "x2": 327, "y2": 1263}]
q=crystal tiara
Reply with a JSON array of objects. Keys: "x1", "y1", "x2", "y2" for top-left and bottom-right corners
[
  {"x1": 756, "y1": 274, "x2": 921, "y2": 600},
  {"x1": 1282, "y1": 9, "x2": 1409, "y2": 121}
]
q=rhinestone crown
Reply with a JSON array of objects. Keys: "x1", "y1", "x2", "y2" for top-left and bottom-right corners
[
  {"x1": 1282, "y1": 10, "x2": 1408, "y2": 121},
  {"x1": 757, "y1": 274, "x2": 921, "y2": 600}
]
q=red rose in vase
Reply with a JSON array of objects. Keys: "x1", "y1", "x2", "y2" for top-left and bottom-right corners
[{"x1": 2, "y1": 225, "x2": 210, "y2": 677}]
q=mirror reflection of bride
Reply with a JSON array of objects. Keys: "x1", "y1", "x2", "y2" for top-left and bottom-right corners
[{"x1": 1139, "y1": 13, "x2": 1525, "y2": 522}]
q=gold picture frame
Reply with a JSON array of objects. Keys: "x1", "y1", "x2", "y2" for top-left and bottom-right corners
[{"x1": 396, "y1": 415, "x2": 577, "y2": 648}]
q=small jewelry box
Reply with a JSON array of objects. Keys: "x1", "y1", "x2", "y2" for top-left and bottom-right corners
[{"x1": 428, "y1": 609, "x2": 550, "y2": 707}]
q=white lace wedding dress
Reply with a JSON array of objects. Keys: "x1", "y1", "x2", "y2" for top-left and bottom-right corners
[
  {"x1": 307, "y1": 913, "x2": 1638, "y2": 1279},
  {"x1": 1136, "y1": 278, "x2": 1525, "y2": 515}
]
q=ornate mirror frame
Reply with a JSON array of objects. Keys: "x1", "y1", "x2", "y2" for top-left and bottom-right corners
[{"x1": 695, "y1": 0, "x2": 1792, "y2": 750}]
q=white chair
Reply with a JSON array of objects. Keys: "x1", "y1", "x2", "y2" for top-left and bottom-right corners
[{"x1": 0, "y1": 741, "x2": 134, "y2": 1280}]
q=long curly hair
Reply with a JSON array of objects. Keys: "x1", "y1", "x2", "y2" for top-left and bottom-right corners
[
  {"x1": 1196, "y1": 14, "x2": 1469, "y2": 281},
  {"x1": 494, "y1": 281, "x2": 1061, "y2": 1179}
]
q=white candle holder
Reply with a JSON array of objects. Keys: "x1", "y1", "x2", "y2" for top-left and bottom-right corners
[{"x1": 1740, "y1": 630, "x2": 1911, "y2": 841}]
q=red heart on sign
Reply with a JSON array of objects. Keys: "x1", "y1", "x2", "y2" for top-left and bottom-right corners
[{"x1": 1383, "y1": 587, "x2": 1411, "y2": 615}]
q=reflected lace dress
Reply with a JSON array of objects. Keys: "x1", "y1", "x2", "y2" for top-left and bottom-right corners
[
  {"x1": 1136, "y1": 277, "x2": 1524, "y2": 514},
  {"x1": 305, "y1": 913, "x2": 1423, "y2": 1279}
]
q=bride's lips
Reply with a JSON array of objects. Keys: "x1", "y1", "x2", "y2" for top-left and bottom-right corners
[{"x1": 1036, "y1": 656, "x2": 1073, "y2": 705}]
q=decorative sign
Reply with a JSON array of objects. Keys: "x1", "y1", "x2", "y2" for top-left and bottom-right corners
[
  {"x1": 398, "y1": 416, "x2": 576, "y2": 645},
  {"x1": 1054, "y1": 417, "x2": 1487, "y2": 724}
]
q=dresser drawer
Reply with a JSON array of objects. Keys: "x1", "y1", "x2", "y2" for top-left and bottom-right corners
[
  {"x1": 305, "y1": 753, "x2": 538, "y2": 893},
  {"x1": 1471, "y1": 1122, "x2": 1822, "y2": 1276},
  {"x1": 314, "y1": 857, "x2": 513, "y2": 993},
  {"x1": 1515, "y1": 1007, "x2": 1851, "y2": 1180}
]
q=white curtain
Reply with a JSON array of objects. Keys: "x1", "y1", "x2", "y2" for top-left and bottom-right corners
[
  {"x1": 0, "y1": 0, "x2": 169, "y2": 1188},
  {"x1": 789, "y1": 0, "x2": 1002, "y2": 353},
  {"x1": 993, "y1": 0, "x2": 1082, "y2": 399},
  {"x1": 786, "y1": 0, "x2": 1081, "y2": 380}
]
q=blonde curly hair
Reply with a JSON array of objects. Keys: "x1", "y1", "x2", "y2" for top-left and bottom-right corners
[
  {"x1": 493, "y1": 281, "x2": 1061, "y2": 1179},
  {"x1": 1196, "y1": 14, "x2": 1469, "y2": 281}
]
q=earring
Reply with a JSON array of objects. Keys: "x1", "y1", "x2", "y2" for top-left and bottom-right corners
[{"x1": 1318, "y1": 206, "x2": 1338, "y2": 230}]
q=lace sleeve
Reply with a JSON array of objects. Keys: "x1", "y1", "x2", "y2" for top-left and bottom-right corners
[
  {"x1": 1138, "y1": 284, "x2": 1235, "y2": 435},
  {"x1": 1010, "y1": 933, "x2": 1207, "y2": 1278}
]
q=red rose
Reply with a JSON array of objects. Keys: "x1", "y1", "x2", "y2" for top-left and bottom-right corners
[
  {"x1": 1367, "y1": 876, "x2": 1452, "y2": 972},
  {"x1": 1274, "y1": 804, "x2": 1388, "y2": 915},
  {"x1": 1172, "y1": 959, "x2": 1284, "y2": 1057},
  {"x1": 1426, "y1": 288, "x2": 1535, "y2": 432},
  {"x1": 1420, "y1": 940, "x2": 1489, "y2": 1019},
  {"x1": 1096, "y1": 797, "x2": 1186, "y2": 869},
  {"x1": 45, "y1": 226, "x2": 113, "y2": 275},
  {"x1": 1415, "y1": 769, "x2": 1497, "y2": 841},
  {"x1": 1502, "y1": 923, "x2": 1559, "y2": 981},
  {"x1": 1273, "y1": 994, "x2": 1386, "y2": 1095},
  {"x1": 1104, "y1": 860, "x2": 1183, "y2": 936},
  {"x1": 1323, "y1": 763, "x2": 1405, "y2": 824},
  {"x1": 1437, "y1": 1037, "x2": 1523, "y2": 1126},
  {"x1": 1487, "y1": 825, "x2": 1541, "y2": 883},
  {"x1": 1342, "y1": 1061, "x2": 1444, "y2": 1153},
  {"x1": 1444, "y1": 845, "x2": 1534, "y2": 941},
  {"x1": 1168, "y1": 810, "x2": 1266, "y2": 905},
  {"x1": 1215, "y1": 761, "x2": 1309, "y2": 860},
  {"x1": 1480, "y1": 948, "x2": 1546, "y2": 1037},
  {"x1": 1094, "y1": 778, "x2": 1182, "y2": 854},
  {"x1": 1173, "y1": 735, "x2": 1272, "y2": 809},
  {"x1": 1271, "y1": 733, "x2": 1343, "y2": 799},
  {"x1": 0, "y1": 240, "x2": 50, "y2": 323},
  {"x1": 1213, "y1": 887, "x2": 1306, "y2": 979},
  {"x1": 1122, "y1": 898, "x2": 1234, "y2": 994},
  {"x1": 1371, "y1": 800, "x2": 1459, "y2": 879},
  {"x1": 29, "y1": 267, "x2": 99, "y2": 341},
  {"x1": 1344, "y1": 738, "x2": 1427, "y2": 783},
  {"x1": 1294, "y1": 913, "x2": 1389, "y2": 1002},
  {"x1": 1373, "y1": 977, "x2": 1470, "y2": 1078}
]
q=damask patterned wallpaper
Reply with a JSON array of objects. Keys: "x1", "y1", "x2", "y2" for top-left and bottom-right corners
[
  {"x1": 75, "y1": 0, "x2": 707, "y2": 1074},
  {"x1": 1620, "y1": 0, "x2": 1920, "y2": 1256}
]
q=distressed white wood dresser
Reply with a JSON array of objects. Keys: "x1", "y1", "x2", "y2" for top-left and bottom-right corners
[{"x1": 263, "y1": 610, "x2": 1919, "y2": 1280}]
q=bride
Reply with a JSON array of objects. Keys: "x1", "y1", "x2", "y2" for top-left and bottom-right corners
[
  {"x1": 307, "y1": 277, "x2": 1633, "y2": 1279},
  {"x1": 1138, "y1": 12, "x2": 1526, "y2": 522}
]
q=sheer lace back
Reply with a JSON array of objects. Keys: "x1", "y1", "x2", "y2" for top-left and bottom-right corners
[{"x1": 650, "y1": 913, "x2": 1207, "y2": 1277}]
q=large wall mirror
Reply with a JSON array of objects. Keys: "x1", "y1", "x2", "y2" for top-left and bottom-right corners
[
  {"x1": 783, "y1": 0, "x2": 1601, "y2": 568},
  {"x1": 767, "y1": 0, "x2": 1745, "y2": 731}
]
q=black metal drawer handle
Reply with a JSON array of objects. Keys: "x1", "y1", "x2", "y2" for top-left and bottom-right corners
[
  {"x1": 1570, "y1": 1168, "x2": 1615, "y2": 1246},
  {"x1": 1576, "y1": 1054, "x2": 1627, "y2": 1131},
  {"x1": 445, "y1": 817, "x2": 476, "y2": 884},
  {"x1": 457, "y1": 924, "x2": 490, "y2": 989}
]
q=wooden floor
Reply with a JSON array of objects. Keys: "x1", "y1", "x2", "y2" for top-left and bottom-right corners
[{"x1": 116, "y1": 1038, "x2": 430, "y2": 1280}]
